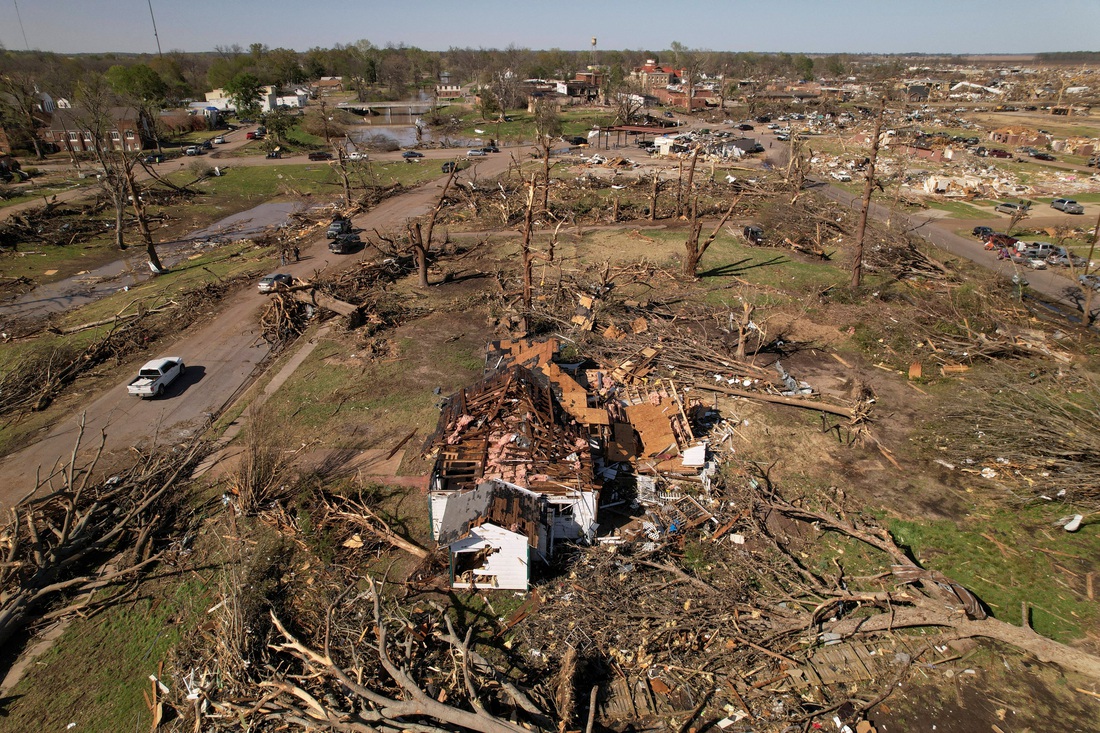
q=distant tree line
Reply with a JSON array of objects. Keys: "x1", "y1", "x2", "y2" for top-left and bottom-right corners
[
  {"x1": 1035, "y1": 51, "x2": 1100, "y2": 65},
  {"x1": 1, "y1": 43, "x2": 928, "y2": 111}
]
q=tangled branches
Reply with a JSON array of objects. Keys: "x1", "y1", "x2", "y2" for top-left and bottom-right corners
[
  {"x1": 934, "y1": 367, "x2": 1100, "y2": 506},
  {"x1": 195, "y1": 577, "x2": 543, "y2": 733},
  {"x1": 0, "y1": 416, "x2": 205, "y2": 648}
]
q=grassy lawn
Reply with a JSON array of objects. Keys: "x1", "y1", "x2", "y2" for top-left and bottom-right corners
[
  {"x1": 450, "y1": 106, "x2": 615, "y2": 144},
  {"x1": 890, "y1": 504, "x2": 1100, "y2": 643},
  {"x1": 0, "y1": 176, "x2": 100, "y2": 209},
  {"x1": 0, "y1": 234, "x2": 125, "y2": 284},
  {"x1": 925, "y1": 199, "x2": 988, "y2": 218},
  {"x1": 261, "y1": 319, "x2": 484, "y2": 454},
  {"x1": 0, "y1": 577, "x2": 211, "y2": 733}
]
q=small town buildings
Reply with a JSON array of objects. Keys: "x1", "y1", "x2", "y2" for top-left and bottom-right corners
[
  {"x1": 630, "y1": 60, "x2": 683, "y2": 91},
  {"x1": 43, "y1": 107, "x2": 154, "y2": 153}
]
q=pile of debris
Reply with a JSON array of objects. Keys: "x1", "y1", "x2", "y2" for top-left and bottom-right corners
[
  {"x1": 258, "y1": 256, "x2": 418, "y2": 345},
  {"x1": 422, "y1": 334, "x2": 866, "y2": 592}
]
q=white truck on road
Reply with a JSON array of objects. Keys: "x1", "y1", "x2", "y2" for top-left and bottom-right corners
[{"x1": 127, "y1": 357, "x2": 185, "y2": 398}]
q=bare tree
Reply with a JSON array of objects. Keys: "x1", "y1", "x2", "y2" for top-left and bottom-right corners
[
  {"x1": 74, "y1": 73, "x2": 164, "y2": 270},
  {"x1": 0, "y1": 71, "x2": 48, "y2": 158},
  {"x1": 682, "y1": 196, "x2": 739, "y2": 278},
  {"x1": 851, "y1": 96, "x2": 886, "y2": 289},
  {"x1": 531, "y1": 98, "x2": 562, "y2": 213},
  {"x1": 1077, "y1": 209, "x2": 1100, "y2": 324},
  {"x1": 680, "y1": 146, "x2": 701, "y2": 218},
  {"x1": 405, "y1": 162, "x2": 459, "y2": 289}
]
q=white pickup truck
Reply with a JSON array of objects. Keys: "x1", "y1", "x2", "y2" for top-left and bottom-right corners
[{"x1": 127, "y1": 357, "x2": 185, "y2": 398}]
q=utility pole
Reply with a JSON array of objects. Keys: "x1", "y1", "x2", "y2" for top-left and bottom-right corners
[
  {"x1": 851, "y1": 96, "x2": 886, "y2": 289},
  {"x1": 146, "y1": 0, "x2": 163, "y2": 57},
  {"x1": 13, "y1": 0, "x2": 30, "y2": 50}
]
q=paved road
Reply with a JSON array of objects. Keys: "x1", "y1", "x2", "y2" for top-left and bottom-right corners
[
  {"x1": 0, "y1": 152, "x2": 514, "y2": 509},
  {"x1": 742, "y1": 123, "x2": 1094, "y2": 315},
  {"x1": 811, "y1": 181, "x2": 1089, "y2": 311}
]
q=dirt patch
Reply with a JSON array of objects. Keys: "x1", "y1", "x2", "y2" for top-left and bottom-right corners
[{"x1": 870, "y1": 649, "x2": 1100, "y2": 733}]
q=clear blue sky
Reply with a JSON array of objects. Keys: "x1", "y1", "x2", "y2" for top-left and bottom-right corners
[{"x1": 2, "y1": 0, "x2": 1098, "y2": 55}]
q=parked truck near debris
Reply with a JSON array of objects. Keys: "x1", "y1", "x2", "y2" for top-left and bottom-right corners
[{"x1": 127, "y1": 357, "x2": 185, "y2": 398}]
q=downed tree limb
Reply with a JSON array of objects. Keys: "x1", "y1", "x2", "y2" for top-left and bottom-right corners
[
  {"x1": 264, "y1": 585, "x2": 539, "y2": 733},
  {"x1": 694, "y1": 382, "x2": 858, "y2": 419},
  {"x1": 323, "y1": 495, "x2": 429, "y2": 559},
  {"x1": 825, "y1": 603, "x2": 1100, "y2": 682},
  {"x1": 755, "y1": 476, "x2": 1100, "y2": 682},
  {"x1": 288, "y1": 288, "x2": 359, "y2": 317},
  {"x1": 49, "y1": 302, "x2": 177, "y2": 335}
]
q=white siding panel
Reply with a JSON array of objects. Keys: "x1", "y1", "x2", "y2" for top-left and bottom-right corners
[
  {"x1": 429, "y1": 492, "x2": 449, "y2": 540},
  {"x1": 450, "y1": 524, "x2": 529, "y2": 591}
]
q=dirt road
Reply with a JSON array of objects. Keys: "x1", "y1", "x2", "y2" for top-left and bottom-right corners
[{"x1": 0, "y1": 152, "x2": 514, "y2": 509}]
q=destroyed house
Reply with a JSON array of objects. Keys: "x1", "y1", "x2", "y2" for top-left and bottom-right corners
[
  {"x1": 426, "y1": 364, "x2": 600, "y2": 589},
  {"x1": 434, "y1": 480, "x2": 548, "y2": 590}
]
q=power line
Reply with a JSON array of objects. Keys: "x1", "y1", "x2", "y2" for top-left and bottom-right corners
[
  {"x1": 13, "y1": 0, "x2": 30, "y2": 51},
  {"x1": 147, "y1": 0, "x2": 162, "y2": 57}
]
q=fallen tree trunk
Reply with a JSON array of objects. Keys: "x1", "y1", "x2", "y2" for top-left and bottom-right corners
[
  {"x1": 826, "y1": 604, "x2": 1100, "y2": 682},
  {"x1": 49, "y1": 302, "x2": 176, "y2": 335},
  {"x1": 289, "y1": 288, "x2": 359, "y2": 317},
  {"x1": 694, "y1": 382, "x2": 858, "y2": 419}
]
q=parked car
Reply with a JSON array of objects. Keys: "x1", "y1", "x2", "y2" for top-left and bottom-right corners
[
  {"x1": 184, "y1": 145, "x2": 201, "y2": 156},
  {"x1": 1015, "y1": 242, "x2": 1055, "y2": 259},
  {"x1": 1051, "y1": 198, "x2": 1085, "y2": 214},
  {"x1": 481, "y1": 145, "x2": 499, "y2": 153},
  {"x1": 213, "y1": 135, "x2": 226, "y2": 144},
  {"x1": 987, "y1": 149, "x2": 1011, "y2": 158},
  {"x1": 245, "y1": 132, "x2": 258, "y2": 140},
  {"x1": 994, "y1": 202, "x2": 1030, "y2": 215},
  {"x1": 743, "y1": 225, "x2": 764, "y2": 245},
  {"x1": 347, "y1": 151, "x2": 367, "y2": 161},
  {"x1": 326, "y1": 219, "x2": 352, "y2": 239},
  {"x1": 258, "y1": 273, "x2": 293, "y2": 293},
  {"x1": 266, "y1": 150, "x2": 281, "y2": 159},
  {"x1": 663, "y1": 111, "x2": 675, "y2": 118},
  {"x1": 200, "y1": 140, "x2": 213, "y2": 150},
  {"x1": 144, "y1": 153, "x2": 165, "y2": 164},
  {"x1": 737, "y1": 123, "x2": 754, "y2": 131},
  {"x1": 831, "y1": 171, "x2": 852, "y2": 182},
  {"x1": 1047, "y1": 246, "x2": 1087, "y2": 268},
  {"x1": 307, "y1": 151, "x2": 333, "y2": 161},
  {"x1": 1031, "y1": 152, "x2": 1056, "y2": 161},
  {"x1": 1079, "y1": 274, "x2": 1100, "y2": 291},
  {"x1": 328, "y1": 233, "x2": 361, "y2": 254},
  {"x1": 401, "y1": 150, "x2": 424, "y2": 159},
  {"x1": 972, "y1": 226, "x2": 995, "y2": 239},
  {"x1": 255, "y1": 125, "x2": 267, "y2": 135},
  {"x1": 441, "y1": 161, "x2": 457, "y2": 173},
  {"x1": 466, "y1": 149, "x2": 487, "y2": 157},
  {"x1": 127, "y1": 357, "x2": 185, "y2": 399}
]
